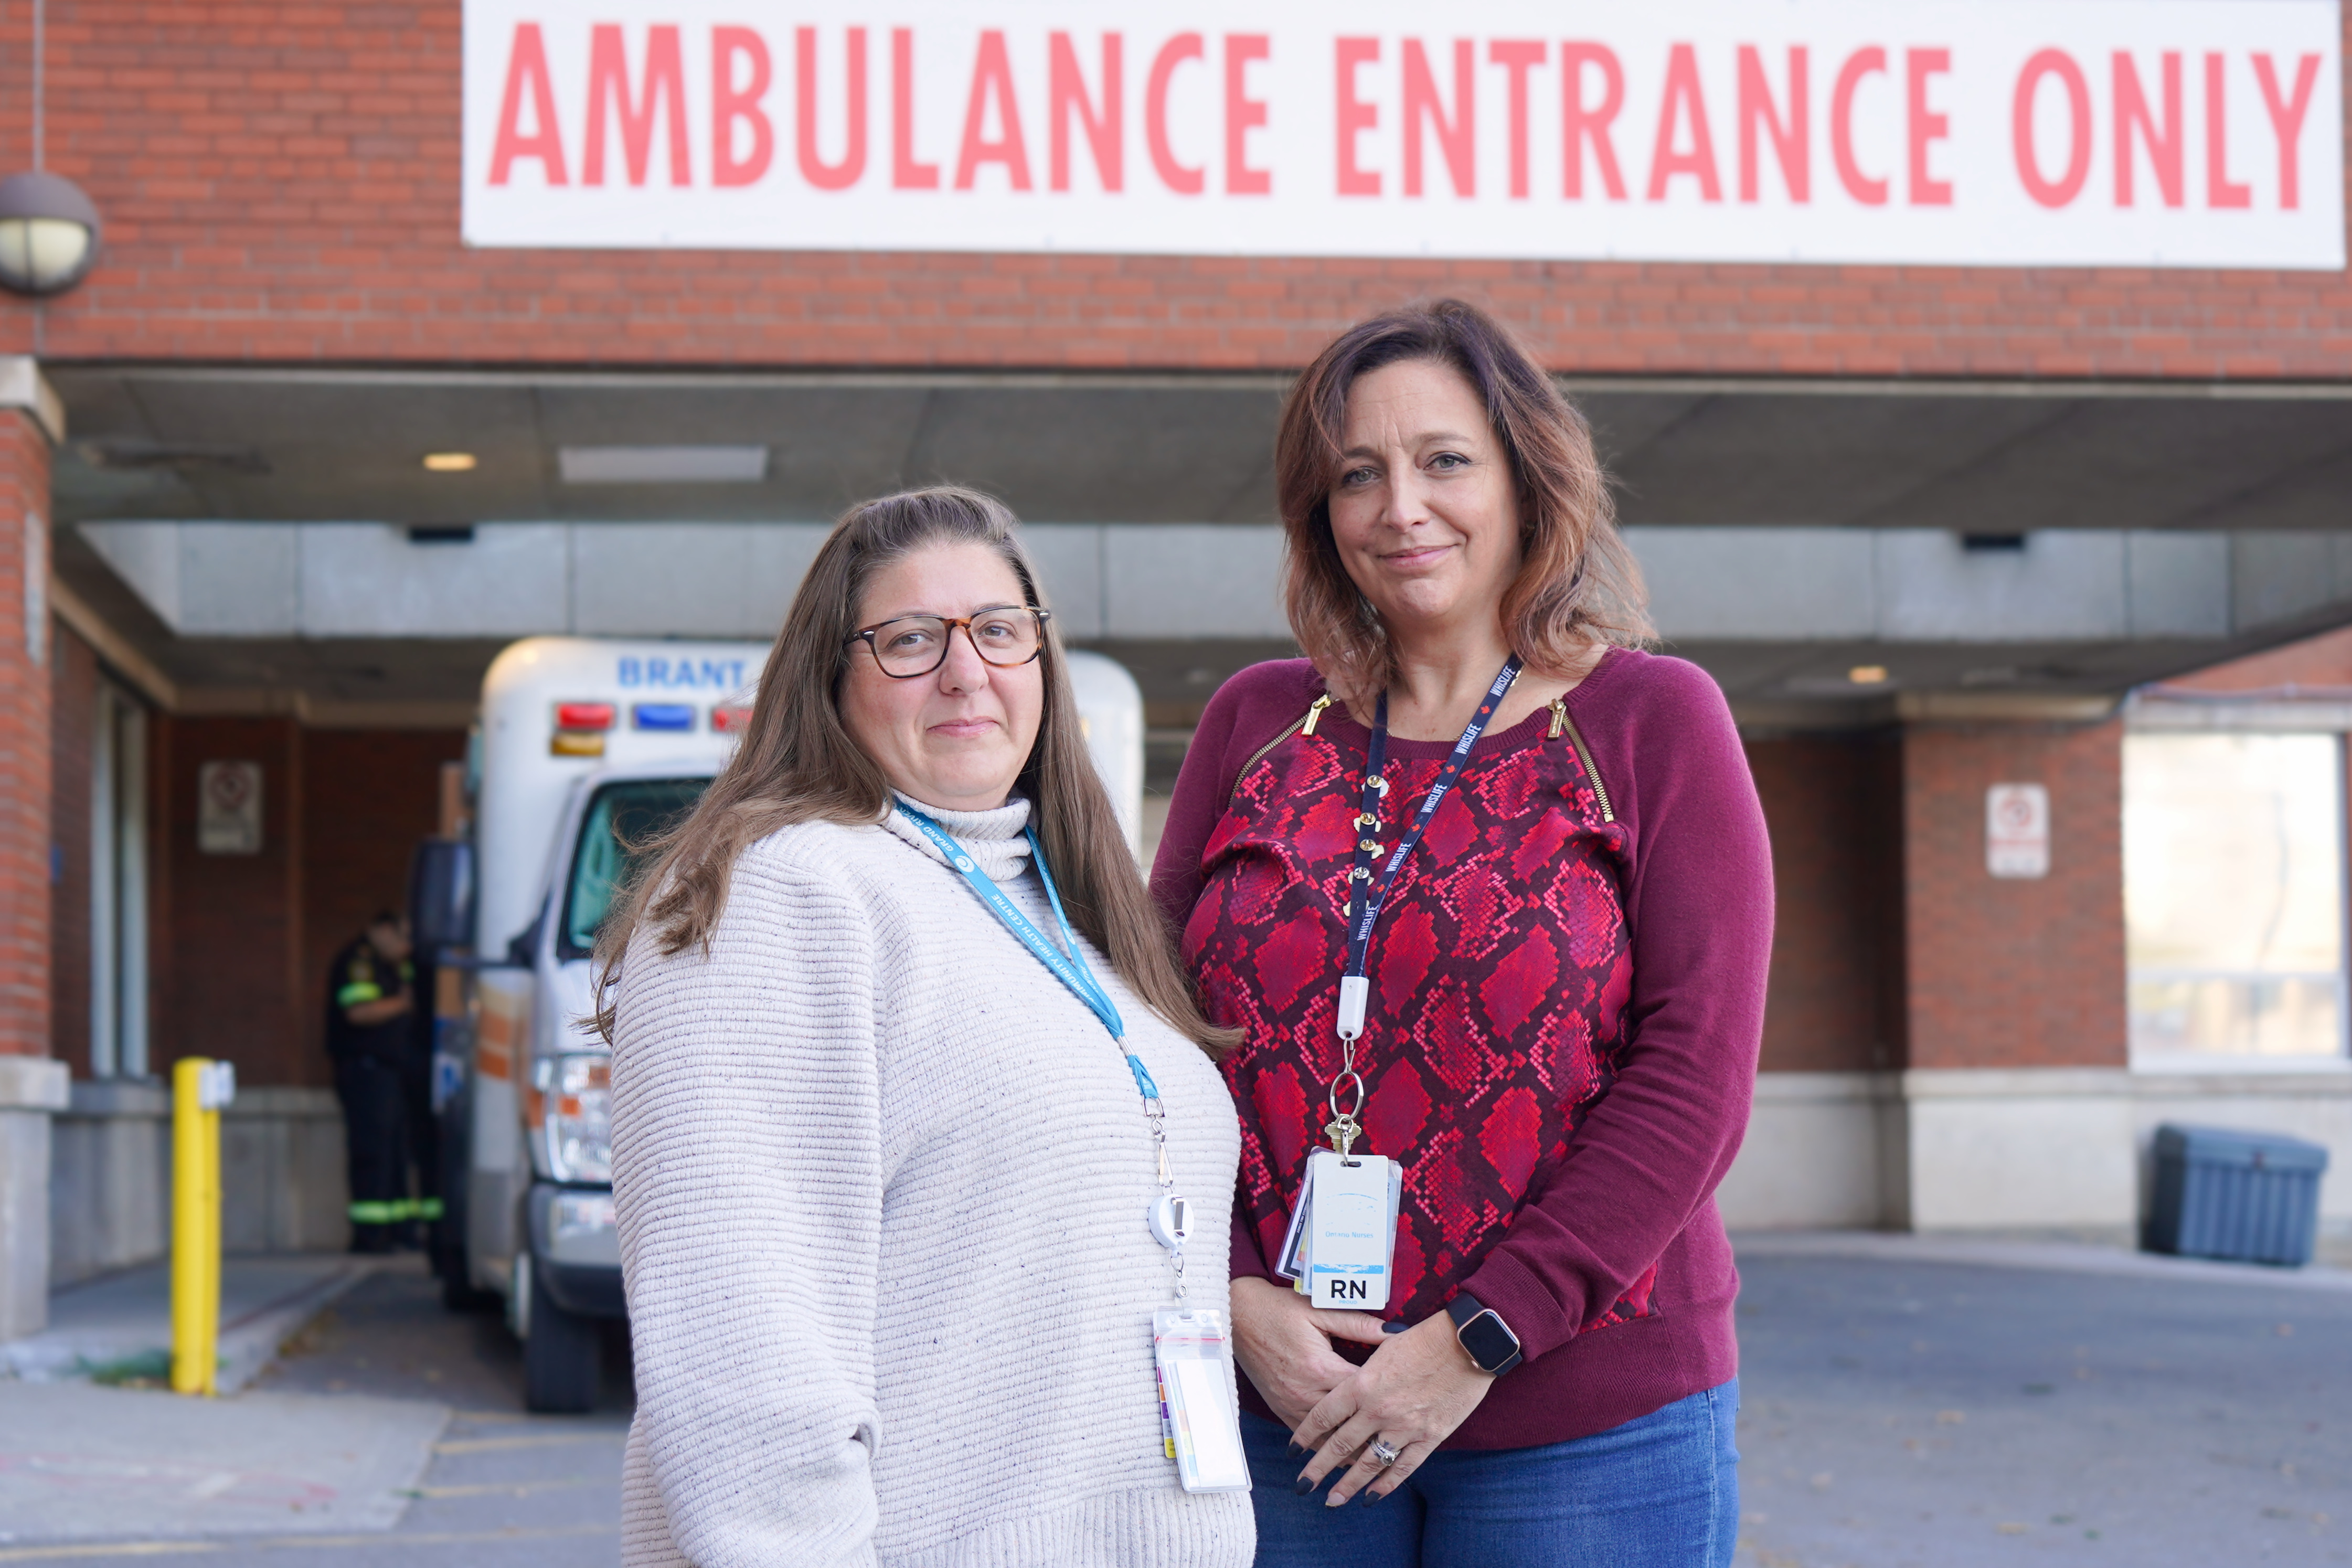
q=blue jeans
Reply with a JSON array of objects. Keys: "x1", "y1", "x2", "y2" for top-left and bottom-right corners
[{"x1": 1242, "y1": 1380, "x2": 1739, "y2": 1568}]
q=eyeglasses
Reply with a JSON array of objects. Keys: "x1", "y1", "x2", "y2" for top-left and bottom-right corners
[{"x1": 846, "y1": 605, "x2": 1051, "y2": 679}]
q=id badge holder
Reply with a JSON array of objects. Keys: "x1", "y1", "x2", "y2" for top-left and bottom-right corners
[
  {"x1": 1301, "y1": 1148, "x2": 1398, "y2": 1311},
  {"x1": 1153, "y1": 1308, "x2": 1252, "y2": 1493},
  {"x1": 1274, "y1": 1161, "x2": 1314, "y2": 1290}
]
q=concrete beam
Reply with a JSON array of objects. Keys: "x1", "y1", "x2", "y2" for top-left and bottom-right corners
[
  {"x1": 0, "y1": 359, "x2": 66, "y2": 446},
  {"x1": 80, "y1": 520, "x2": 2350, "y2": 654}
]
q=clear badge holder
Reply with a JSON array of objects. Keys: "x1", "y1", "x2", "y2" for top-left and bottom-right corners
[
  {"x1": 1153, "y1": 1307, "x2": 1252, "y2": 1493},
  {"x1": 1277, "y1": 1149, "x2": 1401, "y2": 1309}
]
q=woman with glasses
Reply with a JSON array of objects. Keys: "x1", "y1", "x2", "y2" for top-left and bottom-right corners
[
  {"x1": 599, "y1": 487, "x2": 1254, "y2": 1567},
  {"x1": 1153, "y1": 301, "x2": 1772, "y2": 1565}
]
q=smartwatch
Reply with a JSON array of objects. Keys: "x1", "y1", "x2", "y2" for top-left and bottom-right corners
[{"x1": 1445, "y1": 1292, "x2": 1524, "y2": 1378}]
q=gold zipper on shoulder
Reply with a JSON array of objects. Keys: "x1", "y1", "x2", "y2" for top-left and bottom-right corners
[
  {"x1": 1547, "y1": 697, "x2": 1566, "y2": 740},
  {"x1": 1228, "y1": 700, "x2": 1326, "y2": 808},
  {"x1": 1553, "y1": 705, "x2": 1615, "y2": 823}
]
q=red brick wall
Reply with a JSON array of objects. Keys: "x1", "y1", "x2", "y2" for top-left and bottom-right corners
[
  {"x1": 0, "y1": 416, "x2": 49, "y2": 1057},
  {"x1": 1748, "y1": 732, "x2": 1907, "y2": 1074},
  {"x1": 0, "y1": 2, "x2": 2346, "y2": 374},
  {"x1": 48, "y1": 622, "x2": 97, "y2": 1077},
  {"x1": 155, "y1": 715, "x2": 304, "y2": 1084},
  {"x1": 2161, "y1": 624, "x2": 2352, "y2": 693},
  {"x1": 298, "y1": 728, "x2": 464, "y2": 1063},
  {"x1": 150, "y1": 718, "x2": 462, "y2": 1085},
  {"x1": 1901, "y1": 721, "x2": 2127, "y2": 1071}
]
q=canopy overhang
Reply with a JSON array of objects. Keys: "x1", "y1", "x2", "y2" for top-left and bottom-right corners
[{"x1": 47, "y1": 366, "x2": 2352, "y2": 726}]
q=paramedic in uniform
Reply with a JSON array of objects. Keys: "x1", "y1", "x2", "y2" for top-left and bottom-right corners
[{"x1": 325, "y1": 910, "x2": 418, "y2": 1254}]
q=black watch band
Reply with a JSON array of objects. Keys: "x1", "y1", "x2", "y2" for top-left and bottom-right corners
[{"x1": 1445, "y1": 1292, "x2": 1524, "y2": 1377}]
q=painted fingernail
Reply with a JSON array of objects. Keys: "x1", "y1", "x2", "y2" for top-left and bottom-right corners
[
  {"x1": 1368, "y1": 1487, "x2": 1388, "y2": 1504},
  {"x1": 1293, "y1": 1475, "x2": 1316, "y2": 1496},
  {"x1": 1381, "y1": 1319, "x2": 1409, "y2": 1334},
  {"x1": 1286, "y1": 1441, "x2": 1305, "y2": 1457}
]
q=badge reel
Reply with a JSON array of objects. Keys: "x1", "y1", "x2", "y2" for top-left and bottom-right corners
[
  {"x1": 1144, "y1": 1184, "x2": 1250, "y2": 1494},
  {"x1": 1275, "y1": 975, "x2": 1402, "y2": 1312},
  {"x1": 1148, "y1": 1191, "x2": 1191, "y2": 1253}
]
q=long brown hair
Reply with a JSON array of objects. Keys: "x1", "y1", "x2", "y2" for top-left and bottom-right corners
[
  {"x1": 594, "y1": 487, "x2": 1233, "y2": 1055},
  {"x1": 1275, "y1": 298, "x2": 1654, "y2": 700}
]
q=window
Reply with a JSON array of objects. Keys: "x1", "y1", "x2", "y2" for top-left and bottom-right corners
[
  {"x1": 90, "y1": 682, "x2": 151, "y2": 1078},
  {"x1": 557, "y1": 778, "x2": 709, "y2": 961},
  {"x1": 2124, "y1": 732, "x2": 2348, "y2": 1061}
]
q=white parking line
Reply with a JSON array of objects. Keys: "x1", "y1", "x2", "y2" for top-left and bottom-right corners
[
  {"x1": 429, "y1": 1432, "x2": 624, "y2": 1455},
  {"x1": 406, "y1": 1477, "x2": 602, "y2": 1499}
]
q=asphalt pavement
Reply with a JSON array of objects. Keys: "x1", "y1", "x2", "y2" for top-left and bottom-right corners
[
  {"x1": 3, "y1": 1241, "x2": 2345, "y2": 1565},
  {"x1": 1732, "y1": 1240, "x2": 2351, "y2": 1567}
]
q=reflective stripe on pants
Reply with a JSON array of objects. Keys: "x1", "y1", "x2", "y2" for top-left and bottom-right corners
[{"x1": 347, "y1": 1197, "x2": 445, "y2": 1223}]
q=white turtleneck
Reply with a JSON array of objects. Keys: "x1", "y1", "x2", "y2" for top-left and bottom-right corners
[
  {"x1": 609, "y1": 797, "x2": 1251, "y2": 1568},
  {"x1": 876, "y1": 789, "x2": 1039, "y2": 880}
]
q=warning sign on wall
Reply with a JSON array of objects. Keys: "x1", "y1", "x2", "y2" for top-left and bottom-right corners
[
  {"x1": 462, "y1": 0, "x2": 2344, "y2": 268},
  {"x1": 1986, "y1": 782, "x2": 2051, "y2": 879},
  {"x1": 198, "y1": 761, "x2": 264, "y2": 857}
]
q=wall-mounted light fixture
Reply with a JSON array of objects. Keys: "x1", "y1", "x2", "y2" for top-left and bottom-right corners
[
  {"x1": 1, "y1": 0, "x2": 103, "y2": 297},
  {"x1": 0, "y1": 172, "x2": 99, "y2": 295}
]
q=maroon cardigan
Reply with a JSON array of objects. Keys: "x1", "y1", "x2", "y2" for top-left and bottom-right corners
[{"x1": 1152, "y1": 650, "x2": 1773, "y2": 1449}]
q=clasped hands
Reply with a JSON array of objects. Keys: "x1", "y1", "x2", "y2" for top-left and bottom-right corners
[{"x1": 1227, "y1": 1276, "x2": 1495, "y2": 1508}]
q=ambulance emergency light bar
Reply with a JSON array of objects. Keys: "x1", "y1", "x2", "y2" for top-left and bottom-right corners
[
  {"x1": 631, "y1": 702, "x2": 696, "y2": 731},
  {"x1": 550, "y1": 700, "x2": 753, "y2": 754},
  {"x1": 554, "y1": 702, "x2": 615, "y2": 730}
]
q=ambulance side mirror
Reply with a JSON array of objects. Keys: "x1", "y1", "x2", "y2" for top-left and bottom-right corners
[
  {"x1": 409, "y1": 837, "x2": 475, "y2": 956},
  {"x1": 503, "y1": 905, "x2": 547, "y2": 969}
]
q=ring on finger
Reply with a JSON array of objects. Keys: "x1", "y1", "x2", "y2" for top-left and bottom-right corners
[{"x1": 1367, "y1": 1437, "x2": 1401, "y2": 1467}]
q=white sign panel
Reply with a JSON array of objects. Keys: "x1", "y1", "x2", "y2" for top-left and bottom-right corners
[
  {"x1": 462, "y1": 0, "x2": 2343, "y2": 268},
  {"x1": 198, "y1": 761, "x2": 265, "y2": 856},
  {"x1": 1986, "y1": 782, "x2": 2050, "y2": 879}
]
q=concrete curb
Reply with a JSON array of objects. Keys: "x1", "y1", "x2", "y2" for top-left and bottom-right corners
[
  {"x1": 2, "y1": 1255, "x2": 389, "y2": 1391},
  {"x1": 1733, "y1": 1229, "x2": 2352, "y2": 1294}
]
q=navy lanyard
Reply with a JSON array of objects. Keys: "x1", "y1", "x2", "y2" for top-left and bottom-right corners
[
  {"x1": 1334, "y1": 656, "x2": 1523, "y2": 1044},
  {"x1": 895, "y1": 805, "x2": 1164, "y2": 1105}
]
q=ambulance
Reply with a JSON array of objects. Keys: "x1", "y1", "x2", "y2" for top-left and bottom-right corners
[{"x1": 424, "y1": 635, "x2": 1144, "y2": 1412}]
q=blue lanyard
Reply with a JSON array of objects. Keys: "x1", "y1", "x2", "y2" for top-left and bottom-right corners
[
  {"x1": 1342, "y1": 656, "x2": 1523, "y2": 982},
  {"x1": 896, "y1": 805, "x2": 1164, "y2": 1105}
]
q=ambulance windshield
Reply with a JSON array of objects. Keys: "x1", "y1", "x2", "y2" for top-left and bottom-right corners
[{"x1": 558, "y1": 778, "x2": 710, "y2": 959}]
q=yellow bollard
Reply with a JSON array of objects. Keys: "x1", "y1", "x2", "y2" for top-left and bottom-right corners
[{"x1": 170, "y1": 1057, "x2": 234, "y2": 1395}]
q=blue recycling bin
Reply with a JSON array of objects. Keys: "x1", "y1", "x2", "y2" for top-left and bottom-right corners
[{"x1": 2145, "y1": 1124, "x2": 2329, "y2": 1267}]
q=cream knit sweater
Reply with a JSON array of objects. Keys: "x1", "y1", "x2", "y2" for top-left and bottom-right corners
[{"x1": 610, "y1": 795, "x2": 1254, "y2": 1568}]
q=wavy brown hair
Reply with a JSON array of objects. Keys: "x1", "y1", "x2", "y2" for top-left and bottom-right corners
[
  {"x1": 1276, "y1": 298, "x2": 1654, "y2": 700},
  {"x1": 594, "y1": 486, "x2": 1233, "y2": 1055}
]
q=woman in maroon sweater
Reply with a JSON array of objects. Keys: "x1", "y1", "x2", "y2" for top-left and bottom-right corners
[{"x1": 1151, "y1": 301, "x2": 1772, "y2": 1565}]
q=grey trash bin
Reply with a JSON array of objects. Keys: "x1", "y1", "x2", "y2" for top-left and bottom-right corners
[{"x1": 2145, "y1": 1124, "x2": 2329, "y2": 1267}]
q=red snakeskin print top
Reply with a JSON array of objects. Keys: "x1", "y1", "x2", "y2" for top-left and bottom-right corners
[
  {"x1": 1153, "y1": 652, "x2": 1773, "y2": 1450},
  {"x1": 1193, "y1": 677, "x2": 1640, "y2": 1328}
]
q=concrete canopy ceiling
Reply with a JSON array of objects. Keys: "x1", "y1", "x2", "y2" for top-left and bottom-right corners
[
  {"x1": 45, "y1": 366, "x2": 2352, "y2": 532},
  {"x1": 40, "y1": 366, "x2": 2352, "y2": 726},
  {"x1": 49, "y1": 369, "x2": 1289, "y2": 528}
]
